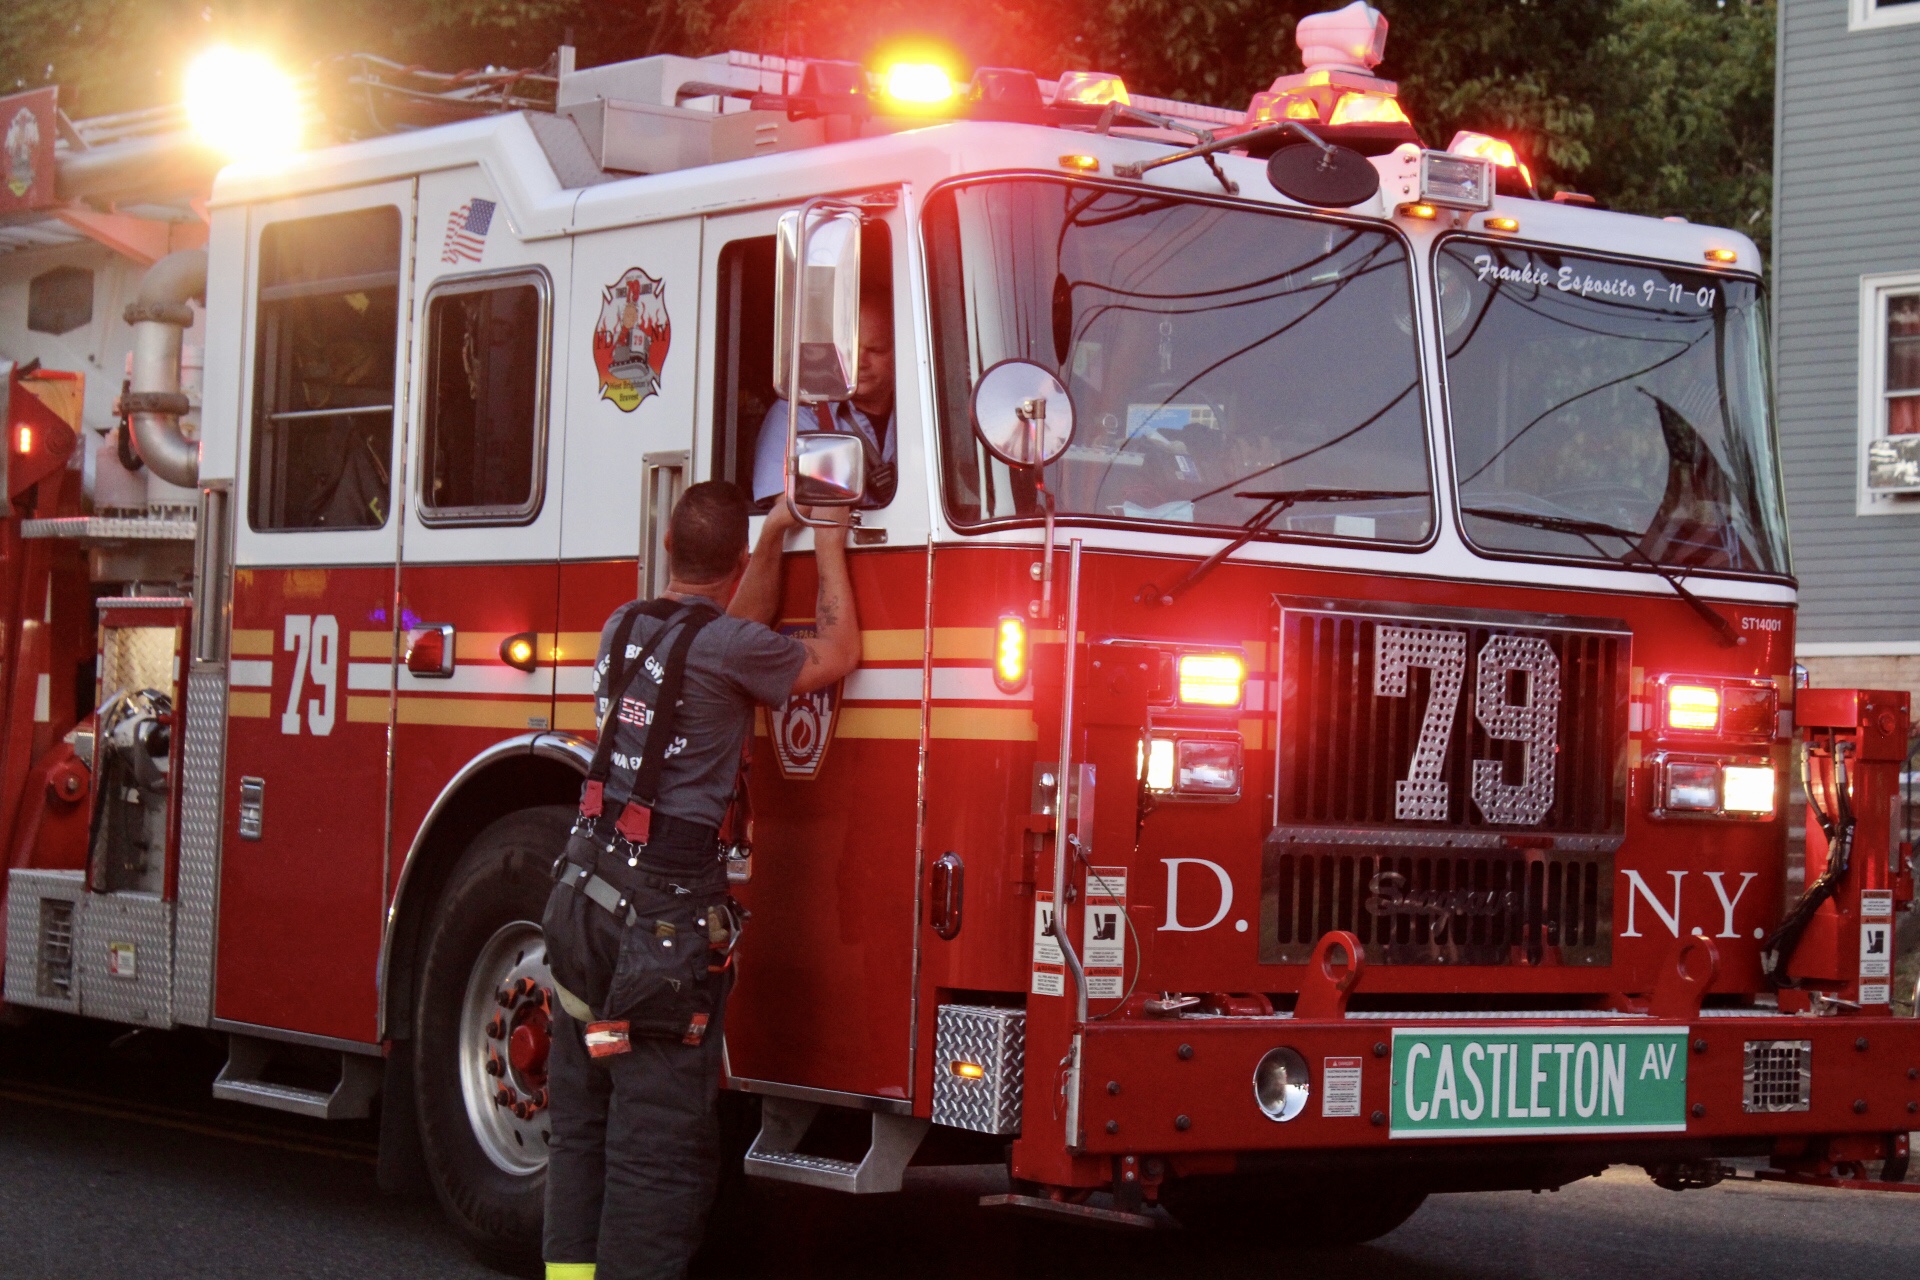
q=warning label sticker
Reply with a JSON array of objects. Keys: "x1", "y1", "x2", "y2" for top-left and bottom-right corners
[
  {"x1": 1032, "y1": 891, "x2": 1064, "y2": 997},
  {"x1": 1083, "y1": 867, "x2": 1128, "y2": 1000},
  {"x1": 1322, "y1": 1056, "x2": 1363, "y2": 1118},
  {"x1": 1861, "y1": 890, "x2": 1893, "y2": 920},
  {"x1": 1860, "y1": 920, "x2": 1892, "y2": 984},
  {"x1": 107, "y1": 941, "x2": 136, "y2": 979}
]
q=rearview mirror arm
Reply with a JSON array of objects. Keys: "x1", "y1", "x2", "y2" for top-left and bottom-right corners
[{"x1": 1112, "y1": 120, "x2": 1333, "y2": 186}]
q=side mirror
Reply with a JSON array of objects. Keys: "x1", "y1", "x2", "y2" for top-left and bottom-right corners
[
  {"x1": 791, "y1": 431, "x2": 867, "y2": 508},
  {"x1": 969, "y1": 360, "x2": 1075, "y2": 469},
  {"x1": 775, "y1": 207, "x2": 862, "y2": 403}
]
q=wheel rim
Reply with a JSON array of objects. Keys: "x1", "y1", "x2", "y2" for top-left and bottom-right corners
[{"x1": 458, "y1": 921, "x2": 554, "y2": 1175}]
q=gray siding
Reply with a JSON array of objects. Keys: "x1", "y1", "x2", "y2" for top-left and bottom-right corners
[{"x1": 1776, "y1": 0, "x2": 1920, "y2": 644}]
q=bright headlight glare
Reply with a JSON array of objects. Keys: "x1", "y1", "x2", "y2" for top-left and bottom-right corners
[
  {"x1": 1721, "y1": 764, "x2": 1775, "y2": 815},
  {"x1": 1253, "y1": 1046, "x2": 1311, "y2": 1122},
  {"x1": 186, "y1": 47, "x2": 302, "y2": 164},
  {"x1": 1177, "y1": 652, "x2": 1244, "y2": 707}
]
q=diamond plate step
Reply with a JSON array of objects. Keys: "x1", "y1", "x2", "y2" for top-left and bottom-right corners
[
  {"x1": 743, "y1": 1096, "x2": 928, "y2": 1193},
  {"x1": 212, "y1": 1035, "x2": 380, "y2": 1120}
]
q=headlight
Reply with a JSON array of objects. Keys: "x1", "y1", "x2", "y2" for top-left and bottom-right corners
[
  {"x1": 1253, "y1": 1047, "x2": 1311, "y2": 1122},
  {"x1": 1721, "y1": 764, "x2": 1775, "y2": 815}
]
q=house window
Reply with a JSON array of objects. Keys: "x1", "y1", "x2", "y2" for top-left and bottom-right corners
[
  {"x1": 1850, "y1": 0, "x2": 1920, "y2": 31},
  {"x1": 419, "y1": 271, "x2": 550, "y2": 524},
  {"x1": 1858, "y1": 273, "x2": 1920, "y2": 507}
]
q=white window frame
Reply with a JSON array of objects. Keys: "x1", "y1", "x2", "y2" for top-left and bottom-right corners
[
  {"x1": 1850, "y1": 0, "x2": 1920, "y2": 31},
  {"x1": 1856, "y1": 270, "x2": 1920, "y2": 515}
]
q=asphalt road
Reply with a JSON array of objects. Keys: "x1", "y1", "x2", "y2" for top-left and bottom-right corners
[{"x1": 2, "y1": 1015, "x2": 1916, "y2": 1280}]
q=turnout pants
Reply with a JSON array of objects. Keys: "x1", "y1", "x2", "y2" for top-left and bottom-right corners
[{"x1": 544, "y1": 980, "x2": 732, "y2": 1280}]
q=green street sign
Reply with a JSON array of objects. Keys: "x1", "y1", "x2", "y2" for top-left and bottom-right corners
[{"x1": 1390, "y1": 1026, "x2": 1689, "y2": 1139}]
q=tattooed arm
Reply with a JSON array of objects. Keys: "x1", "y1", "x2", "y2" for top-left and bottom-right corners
[
  {"x1": 790, "y1": 506, "x2": 862, "y2": 695},
  {"x1": 728, "y1": 500, "x2": 799, "y2": 625}
]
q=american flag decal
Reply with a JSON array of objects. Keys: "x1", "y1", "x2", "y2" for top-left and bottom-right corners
[{"x1": 440, "y1": 198, "x2": 496, "y2": 264}]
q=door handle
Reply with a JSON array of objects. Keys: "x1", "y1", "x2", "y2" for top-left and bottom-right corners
[{"x1": 405, "y1": 624, "x2": 455, "y2": 677}]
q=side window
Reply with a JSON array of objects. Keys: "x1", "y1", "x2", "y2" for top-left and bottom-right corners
[
  {"x1": 249, "y1": 207, "x2": 401, "y2": 531},
  {"x1": 711, "y1": 221, "x2": 894, "y2": 510},
  {"x1": 420, "y1": 272, "x2": 549, "y2": 524},
  {"x1": 1862, "y1": 277, "x2": 1920, "y2": 507}
]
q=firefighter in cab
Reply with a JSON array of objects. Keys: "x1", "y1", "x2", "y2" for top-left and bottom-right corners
[{"x1": 539, "y1": 482, "x2": 861, "y2": 1279}]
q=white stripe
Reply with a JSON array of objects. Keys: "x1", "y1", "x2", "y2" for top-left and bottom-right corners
[
  {"x1": 229, "y1": 659, "x2": 274, "y2": 688},
  {"x1": 1796, "y1": 640, "x2": 1920, "y2": 657},
  {"x1": 845, "y1": 668, "x2": 923, "y2": 702},
  {"x1": 347, "y1": 661, "x2": 550, "y2": 696},
  {"x1": 556, "y1": 667, "x2": 597, "y2": 697},
  {"x1": 34, "y1": 673, "x2": 49, "y2": 723},
  {"x1": 931, "y1": 667, "x2": 1028, "y2": 704}
]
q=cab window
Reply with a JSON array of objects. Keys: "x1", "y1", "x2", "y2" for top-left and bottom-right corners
[
  {"x1": 711, "y1": 221, "x2": 894, "y2": 510},
  {"x1": 249, "y1": 207, "x2": 401, "y2": 531},
  {"x1": 419, "y1": 271, "x2": 549, "y2": 524}
]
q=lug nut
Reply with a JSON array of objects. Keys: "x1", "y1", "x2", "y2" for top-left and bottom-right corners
[
  {"x1": 485, "y1": 1054, "x2": 503, "y2": 1077},
  {"x1": 494, "y1": 1087, "x2": 512, "y2": 1107},
  {"x1": 486, "y1": 1014, "x2": 505, "y2": 1040}
]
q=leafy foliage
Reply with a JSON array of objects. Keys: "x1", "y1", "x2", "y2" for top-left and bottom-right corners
[{"x1": 0, "y1": 0, "x2": 1774, "y2": 249}]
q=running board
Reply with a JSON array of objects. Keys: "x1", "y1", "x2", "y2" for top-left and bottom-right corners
[
  {"x1": 743, "y1": 1097, "x2": 929, "y2": 1193},
  {"x1": 212, "y1": 1035, "x2": 381, "y2": 1119}
]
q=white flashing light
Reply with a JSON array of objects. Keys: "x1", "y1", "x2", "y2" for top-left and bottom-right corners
[
  {"x1": 1056, "y1": 71, "x2": 1129, "y2": 107},
  {"x1": 186, "y1": 47, "x2": 302, "y2": 166},
  {"x1": 882, "y1": 62, "x2": 956, "y2": 108},
  {"x1": 1721, "y1": 765, "x2": 1776, "y2": 816}
]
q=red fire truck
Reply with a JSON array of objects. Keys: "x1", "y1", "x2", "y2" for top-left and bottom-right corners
[{"x1": 2, "y1": 1, "x2": 1914, "y2": 1259}]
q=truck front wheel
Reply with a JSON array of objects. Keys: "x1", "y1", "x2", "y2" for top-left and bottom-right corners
[
  {"x1": 1159, "y1": 1177, "x2": 1426, "y2": 1247},
  {"x1": 414, "y1": 805, "x2": 572, "y2": 1267}
]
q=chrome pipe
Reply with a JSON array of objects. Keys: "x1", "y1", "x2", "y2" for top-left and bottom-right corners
[{"x1": 1051, "y1": 538, "x2": 1087, "y2": 1026}]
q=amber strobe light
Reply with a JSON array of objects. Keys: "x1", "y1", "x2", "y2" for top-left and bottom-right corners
[
  {"x1": 1665, "y1": 683, "x2": 1721, "y2": 732},
  {"x1": 882, "y1": 62, "x2": 956, "y2": 107},
  {"x1": 500, "y1": 631, "x2": 539, "y2": 673},
  {"x1": 1705, "y1": 248, "x2": 1739, "y2": 264},
  {"x1": 993, "y1": 614, "x2": 1029, "y2": 693},
  {"x1": 1177, "y1": 652, "x2": 1245, "y2": 708},
  {"x1": 950, "y1": 1060, "x2": 986, "y2": 1079},
  {"x1": 14, "y1": 425, "x2": 30, "y2": 453}
]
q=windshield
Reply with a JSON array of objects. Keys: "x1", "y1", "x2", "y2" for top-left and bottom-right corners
[
  {"x1": 926, "y1": 179, "x2": 1433, "y2": 543},
  {"x1": 1440, "y1": 239, "x2": 1788, "y2": 576}
]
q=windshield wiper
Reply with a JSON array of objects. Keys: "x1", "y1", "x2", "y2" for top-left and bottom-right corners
[
  {"x1": 1139, "y1": 488, "x2": 1424, "y2": 606},
  {"x1": 1460, "y1": 507, "x2": 1742, "y2": 648}
]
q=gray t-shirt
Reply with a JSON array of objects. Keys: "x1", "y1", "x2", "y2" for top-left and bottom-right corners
[{"x1": 590, "y1": 599, "x2": 807, "y2": 833}]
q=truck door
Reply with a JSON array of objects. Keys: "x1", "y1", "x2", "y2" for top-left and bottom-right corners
[
  {"x1": 218, "y1": 180, "x2": 415, "y2": 1043},
  {"x1": 389, "y1": 171, "x2": 570, "y2": 861},
  {"x1": 700, "y1": 197, "x2": 932, "y2": 1104}
]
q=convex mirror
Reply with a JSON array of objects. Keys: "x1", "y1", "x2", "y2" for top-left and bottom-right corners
[
  {"x1": 775, "y1": 207, "x2": 861, "y2": 403},
  {"x1": 970, "y1": 359, "x2": 1075, "y2": 469},
  {"x1": 791, "y1": 431, "x2": 867, "y2": 508},
  {"x1": 1265, "y1": 142, "x2": 1381, "y2": 208}
]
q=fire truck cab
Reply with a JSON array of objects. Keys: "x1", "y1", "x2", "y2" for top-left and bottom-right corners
[{"x1": 3, "y1": 3, "x2": 1915, "y2": 1258}]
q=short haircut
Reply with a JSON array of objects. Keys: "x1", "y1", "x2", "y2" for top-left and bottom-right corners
[{"x1": 668, "y1": 481, "x2": 750, "y2": 584}]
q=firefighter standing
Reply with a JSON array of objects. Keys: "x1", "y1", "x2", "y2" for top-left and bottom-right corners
[{"x1": 541, "y1": 482, "x2": 860, "y2": 1280}]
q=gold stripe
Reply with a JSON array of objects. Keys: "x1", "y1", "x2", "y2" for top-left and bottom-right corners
[
  {"x1": 395, "y1": 697, "x2": 553, "y2": 729},
  {"x1": 346, "y1": 695, "x2": 388, "y2": 724},
  {"x1": 930, "y1": 706, "x2": 1036, "y2": 741},
  {"x1": 932, "y1": 628, "x2": 992, "y2": 660},
  {"x1": 837, "y1": 707, "x2": 922, "y2": 739},
  {"x1": 350, "y1": 631, "x2": 396, "y2": 660},
  {"x1": 230, "y1": 629, "x2": 274, "y2": 656},
  {"x1": 229, "y1": 690, "x2": 272, "y2": 718},
  {"x1": 863, "y1": 629, "x2": 924, "y2": 662},
  {"x1": 1238, "y1": 718, "x2": 1266, "y2": 751},
  {"x1": 555, "y1": 632, "x2": 603, "y2": 662},
  {"x1": 554, "y1": 701, "x2": 598, "y2": 732}
]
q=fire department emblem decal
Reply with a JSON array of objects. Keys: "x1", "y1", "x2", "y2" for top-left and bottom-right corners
[
  {"x1": 769, "y1": 622, "x2": 838, "y2": 781},
  {"x1": 593, "y1": 267, "x2": 670, "y2": 412}
]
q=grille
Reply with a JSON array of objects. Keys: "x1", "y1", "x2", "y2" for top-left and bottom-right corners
[
  {"x1": 930, "y1": 1004, "x2": 1025, "y2": 1135},
  {"x1": 1743, "y1": 1040, "x2": 1812, "y2": 1113},
  {"x1": 37, "y1": 898, "x2": 75, "y2": 1000},
  {"x1": 1261, "y1": 843, "x2": 1611, "y2": 967},
  {"x1": 1275, "y1": 603, "x2": 1630, "y2": 834}
]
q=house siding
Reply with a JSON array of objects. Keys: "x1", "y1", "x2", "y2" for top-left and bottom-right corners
[{"x1": 1776, "y1": 0, "x2": 1920, "y2": 647}]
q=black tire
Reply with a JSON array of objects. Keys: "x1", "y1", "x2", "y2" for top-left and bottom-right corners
[
  {"x1": 415, "y1": 805, "x2": 572, "y2": 1270},
  {"x1": 1159, "y1": 1177, "x2": 1426, "y2": 1247}
]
